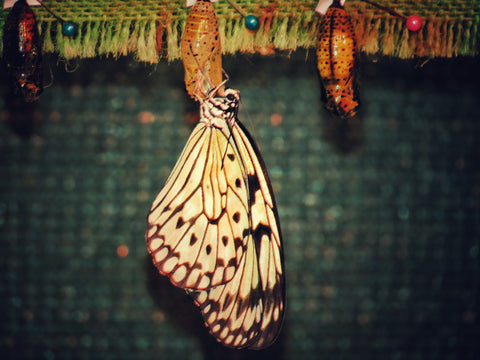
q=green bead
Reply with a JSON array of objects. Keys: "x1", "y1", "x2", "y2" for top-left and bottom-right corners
[
  {"x1": 245, "y1": 15, "x2": 260, "y2": 31},
  {"x1": 62, "y1": 21, "x2": 79, "y2": 37}
]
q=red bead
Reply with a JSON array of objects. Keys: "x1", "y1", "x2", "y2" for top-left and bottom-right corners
[{"x1": 406, "y1": 15, "x2": 422, "y2": 32}]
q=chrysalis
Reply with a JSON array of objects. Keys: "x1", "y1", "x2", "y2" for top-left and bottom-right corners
[
  {"x1": 181, "y1": 0, "x2": 224, "y2": 100},
  {"x1": 317, "y1": 0, "x2": 359, "y2": 118},
  {"x1": 3, "y1": 0, "x2": 43, "y2": 102}
]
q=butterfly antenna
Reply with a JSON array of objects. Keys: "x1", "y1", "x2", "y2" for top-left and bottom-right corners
[
  {"x1": 220, "y1": 124, "x2": 235, "y2": 170},
  {"x1": 218, "y1": 74, "x2": 235, "y2": 170}
]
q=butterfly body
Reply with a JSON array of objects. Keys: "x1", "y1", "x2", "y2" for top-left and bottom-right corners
[
  {"x1": 317, "y1": 0, "x2": 359, "y2": 118},
  {"x1": 181, "y1": 0, "x2": 223, "y2": 99},
  {"x1": 146, "y1": 89, "x2": 284, "y2": 349},
  {"x1": 3, "y1": 0, "x2": 43, "y2": 102}
]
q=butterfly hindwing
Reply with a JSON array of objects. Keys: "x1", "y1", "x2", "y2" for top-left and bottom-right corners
[{"x1": 146, "y1": 123, "x2": 250, "y2": 290}]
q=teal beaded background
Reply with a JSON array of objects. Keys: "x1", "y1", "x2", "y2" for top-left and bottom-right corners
[{"x1": 1, "y1": 52, "x2": 479, "y2": 360}]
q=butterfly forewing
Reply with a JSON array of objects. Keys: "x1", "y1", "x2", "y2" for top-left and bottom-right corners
[
  {"x1": 233, "y1": 120, "x2": 285, "y2": 348},
  {"x1": 232, "y1": 120, "x2": 284, "y2": 284},
  {"x1": 189, "y1": 92, "x2": 285, "y2": 349},
  {"x1": 190, "y1": 240, "x2": 263, "y2": 348}
]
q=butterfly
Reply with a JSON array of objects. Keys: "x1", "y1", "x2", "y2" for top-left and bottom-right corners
[
  {"x1": 146, "y1": 87, "x2": 285, "y2": 349},
  {"x1": 181, "y1": 0, "x2": 224, "y2": 100},
  {"x1": 317, "y1": 0, "x2": 359, "y2": 118},
  {"x1": 3, "y1": 0, "x2": 43, "y2": 102}
]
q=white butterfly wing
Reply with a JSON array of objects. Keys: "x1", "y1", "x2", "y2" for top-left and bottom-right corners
[
  {"x1": 146, "y1": 122, "x2": 250, "y2": 290},
  {"x1": 190, "y1": 119, "x2": 285, "y2": 350}
]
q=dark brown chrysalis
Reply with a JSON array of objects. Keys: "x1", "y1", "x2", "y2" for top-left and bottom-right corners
[{"x1": 3, "y1": 0, "x2": 43, "y2": 102}]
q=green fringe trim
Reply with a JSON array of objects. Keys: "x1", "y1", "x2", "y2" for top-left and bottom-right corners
[
  {"x1": 38, "y1": 18, "x2": 159, "y2": 62},
  {"x1": 0, "y1": 1, "x2": 479, "y2": 62}
]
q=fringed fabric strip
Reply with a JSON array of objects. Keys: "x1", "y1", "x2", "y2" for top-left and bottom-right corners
[{"x1": 0, "y1": 0, "x2": 478, "y2": 62}]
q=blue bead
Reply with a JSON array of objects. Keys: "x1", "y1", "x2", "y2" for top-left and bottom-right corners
[
  {"x1": 62, "y1": 21, "x2": 79, "y2": 37},
  {"x1": 245, "y1": 15, "x2": 260, "y2": 31}
]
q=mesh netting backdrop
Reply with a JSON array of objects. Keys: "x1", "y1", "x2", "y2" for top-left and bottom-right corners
[{"x1": 1, "y1": 52, "x2": 480, "y2": 360}]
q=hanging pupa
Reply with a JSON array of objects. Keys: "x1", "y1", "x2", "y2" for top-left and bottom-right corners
[
  {"x1": 181, "y1": 0, "x2": 224, "y2": 100},
  {"x1": 3, "y1": 0, "x2": 43, "y2": 102},
  {"x1": 316, "y1": 0, "x2": 359, "y2": 118}
]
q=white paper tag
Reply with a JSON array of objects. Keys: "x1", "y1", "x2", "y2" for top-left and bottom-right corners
[
  {"x1": 186, "y1": 0, "x2": 218, "y2": 7},
  {"x1": 315, "y1": 0, "x2": 346, "y2": 15},
  {"x1": 4, "y1": 0, "x2": 41, "y2": 9}
]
